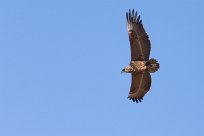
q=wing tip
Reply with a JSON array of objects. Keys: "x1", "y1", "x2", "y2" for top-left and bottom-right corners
[
  {"x1": 128, "y1": 96, "x2": 143, "y2": 103},
  {"x1": 126, "y1": 9, "x2": 142, "y2": 24}
]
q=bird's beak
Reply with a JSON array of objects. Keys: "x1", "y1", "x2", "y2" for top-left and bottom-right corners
[{"x1": 121, "y1": 69, "x2": 125, "y2": 74}]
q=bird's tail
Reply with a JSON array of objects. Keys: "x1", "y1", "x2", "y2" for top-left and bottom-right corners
[{"x1": 147, "y1": 58, "x2": 160, "y2": 73}]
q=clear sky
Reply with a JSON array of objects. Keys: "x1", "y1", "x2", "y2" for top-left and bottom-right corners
[{"x1": 1, "y1": 0, "x2": 204, "y2": 136}]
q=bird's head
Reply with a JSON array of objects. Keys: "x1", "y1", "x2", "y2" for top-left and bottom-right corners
[{"x1": 121, "y1": 66, "x2": 133, "y2": 73}]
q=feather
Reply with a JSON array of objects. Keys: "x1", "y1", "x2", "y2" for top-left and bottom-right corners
[
  {"x1": 137, "y1": 15, "x2": 140, "y2": 22},
  {"x1": 126, "y1": 9, "x2": 151, "y2": 61}
]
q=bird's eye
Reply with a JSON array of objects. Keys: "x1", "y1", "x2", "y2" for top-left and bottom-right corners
[{"x1": 122, "y1": 68, "x2": 125, "y2": 72}]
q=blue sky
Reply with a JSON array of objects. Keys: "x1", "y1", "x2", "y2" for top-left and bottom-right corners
[{"x1": 1, "y1": 0, "x2": 204, "y2": 136}]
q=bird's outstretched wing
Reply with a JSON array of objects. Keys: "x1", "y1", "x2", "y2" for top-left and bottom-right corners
[
  {"x1": 128, "y1": 71, "x2": 151, "y2": 103},
  {"x1": 126, "y1": 9, "x2": 151, "y2": 61}
]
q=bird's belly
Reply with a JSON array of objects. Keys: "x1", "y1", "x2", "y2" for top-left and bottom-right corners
[{"x1": 130, "y1": 61, "x2": 147, "y2": 73}]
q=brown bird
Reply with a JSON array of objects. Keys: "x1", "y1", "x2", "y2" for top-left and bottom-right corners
[{"x1": 122, "y1": 9, "x2": 160, "y2": 103}]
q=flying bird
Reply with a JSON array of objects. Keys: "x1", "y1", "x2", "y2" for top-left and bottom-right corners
[{"x1": 122, "y1": 9, "x2": 160, "y2": 103}]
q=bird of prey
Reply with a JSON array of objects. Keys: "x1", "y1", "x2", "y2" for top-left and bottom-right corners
[{"x1": 122, "y1": 9, "x2": 160, "y2": 103}]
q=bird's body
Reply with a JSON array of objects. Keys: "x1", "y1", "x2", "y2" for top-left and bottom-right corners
[
  {"x1": 123, "y1": 59, "x2": 159, "y2": 74},
  {"x1": 123, "y1": 61, "x2": 147, "y2": 73},
  {"x1": 122, "y1": 9, "x2": 160, "y2": 103}
]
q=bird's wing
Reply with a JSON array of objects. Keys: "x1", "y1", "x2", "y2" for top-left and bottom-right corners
[
  {"x1": 128, "y1": 71, "x2": 151, "y2": 103},
  {"x1": 126, "y1": 9, "x2": 151, "y2": 61}
]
